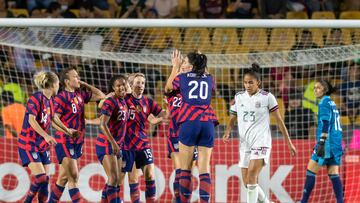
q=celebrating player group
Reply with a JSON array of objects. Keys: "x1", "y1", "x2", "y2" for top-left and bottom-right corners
[{"x1": 17, "y1": 49, "x2": 344, "y2": 203}]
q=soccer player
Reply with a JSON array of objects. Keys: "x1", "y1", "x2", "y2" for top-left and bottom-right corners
[
  {"x1": 49, "y1": 67, "x2": 105, "y2": 203},
  {"x1": 18, "y1": 71, "x2": 74, "y2": 203},
  {"x1": 96, "y1": 75, "x2": 129, "y2": 203},
  {"x1": 165, "y1": 53, "x2": 199, "y2": 203},
  {"x1": 165, "y1": 50, "x2": 218, "y2": 203},
  {"x1": 122, "y1": 72, "x2": 167, "y2": 203},
  {"x1": 298, "y1": 80, "x2": 344, "y2": 203},
  {"x1": 222, "y1": 64, "x2": 297, "y2": 203}
]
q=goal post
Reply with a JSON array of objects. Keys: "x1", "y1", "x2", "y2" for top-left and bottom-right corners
[{"x1": 0, "y1": 19, "x2": 359, "y2": 203}]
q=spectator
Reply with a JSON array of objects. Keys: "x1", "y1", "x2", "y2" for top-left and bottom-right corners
[
  {"x1": 341, "y1": 0, "x2": 360, "y2": 11},
  {"x1": 259, "y1": 0, "x2": 287, "y2": 19},
  {"x1": 13, "y1": 47, "x2": 36, "y2": 72},
  {"x1": 292, "y1": 30, "x2": 319, "y2": 50},
  {"x1": 285, "y1": 90, "x2": 316, "y2": 139},
  {"x1": 227, "y1": 0, "x2": 259, "y2": 19},
  {"x1": 199, "y1": 0, "x2": 228, "y2": 19},
  {"x1": 46, "y1": 1, "x2": 62, "y2": 18},
  {"x1": 305, "y1": 0, "x2": 335, "y2": 13},
  {"x1": 29, "y1": 7, "x2": 45, "y2": 18},
  {"x1": 121, "y1": 0, "x2": 146, "y2": 18},
  {"x1": 287, "y1": 0, "x2": 306, "y2": 12},
  {"x1": 1, "y1": 91, "x2": 26, "y2": 138},
  {"x1": 79, "y1": 1, "x2": 95, "y2": 18},
  {"x1": 325, "y1": 28, "x2": 344, "y2": 47},
  {"x1": 145, "y1": 0, "x2": 178, "y2": 18},
  {"x1": 0, "y1": 0, "x2": 14, "y2": 18},
  {"x1": 26, "y1": 0, "x2": 54, "y2": 12},
  {"x1": 339, "y1": 64, "x2": 360, "y2": 121},
  {"x1": 119, "y1": 0, "x2": 146, "y2": 18}
]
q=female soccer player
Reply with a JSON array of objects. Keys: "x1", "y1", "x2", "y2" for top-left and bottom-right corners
[
  {"x1": 18, "y1": 71, "x2": 74, "y2": 203},
  {"x1": 96, "y1": 75, "x2": 129, "y2": 203},
  {"x1": 298, "y1": 80, "x2": 343, "y2": 203},
  {"x1": 49, "y1": 67, "x2": 105, "y2": 203},
  {"x1": 222, "y1": 64, "x2": 297, "y2": 203},
  {"x1": 165, "y1": 50, "x2": 218, "y2": 203},
  {"x1": 122, "y1": 73, "x2": 167, "y2": 203}
]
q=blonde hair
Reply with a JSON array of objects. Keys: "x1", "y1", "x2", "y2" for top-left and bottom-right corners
[
  {"x1": 34, "y1": 71, "x2": 58, "y2": 90},
  {"x1": 129, "y1": 73, "x2": 146, "y2": 86}
]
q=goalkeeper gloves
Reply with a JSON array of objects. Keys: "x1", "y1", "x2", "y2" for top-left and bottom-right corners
[{"x1": 316, "y1": 136, "x2": 327, "y2": 158}]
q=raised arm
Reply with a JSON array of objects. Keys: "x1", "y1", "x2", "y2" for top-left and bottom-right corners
[
  {"x1": 165, "y1": 49, "x2": 182, "y2": 93},
  {"x1": 80, "y1": 81, "x2": 106, "y2": 101}
]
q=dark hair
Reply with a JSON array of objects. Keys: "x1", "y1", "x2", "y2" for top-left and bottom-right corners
[
  {"x1": 302, "y1": 29, "x2": 312, "y2": 36},
  {"x1": 1, "y1": 91, "x2": 14, "y2": 104},
  {"x1": 244, "y1": 63, "x2": 261, "y2": 81},
  {"x1": 79, "y1": 1, "x2": 94, "y2": 12},
  {"x1": 187, "y1": 52, "x2": 207, "y2": 76},
  {"x1": 108, "y1": 75, "x2": 127, "y2": 93},
  {"x1": 59, "y1": 67, "x2": 77, "y2": 88},
  {"x1": 317, "y1": 79, "x2": 336, "y2": 95},
  {"x1": 330, "y1": 28, "x2": 342, "y2": 34},
  {"x1": 47, "y1": 2, "x2": 61, "y2": 13}
]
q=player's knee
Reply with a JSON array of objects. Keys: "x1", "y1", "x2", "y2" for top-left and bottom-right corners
[
  {"x1": 108, "y1": 172, "x2": 118, "y2": 186},
  {"x1": 67, "y1": 170, "x2": 79, "y2": 183},
  {"x1": 128, "y1": 174, "x2": 138, "y2": 184},
  {"x1": 247, "y1": 172, "x2": 258, "y2": 184},
  {"x1": 144, "y1": 168, "x2": 154, "y2": 180}
]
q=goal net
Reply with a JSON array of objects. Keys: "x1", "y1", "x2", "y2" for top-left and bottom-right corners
[{"x1": 0, "y1": 19, "x2": 359, "y2": 203}]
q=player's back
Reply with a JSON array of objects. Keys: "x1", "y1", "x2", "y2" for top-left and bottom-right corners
[
  {"x1": 317, "y1": 96, "x2": 343, "y2": 151},
  {"x1": 173, "y1": 72, "x2": 218, "y2": 125},
  {"x1": 178, "y1": 72, "x2": 214, "y2": 106}
]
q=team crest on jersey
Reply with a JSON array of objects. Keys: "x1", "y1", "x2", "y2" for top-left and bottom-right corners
[
  {"x1": 69, "y1": 148, "x2": 75, "y2": 156},
  {"x1": 255, "y1": 101, "x2": 261, "y2": 108},
  {"x1": 136, "y1": 105, "x2": 143, "y2": 112},
  {"x1": 73, "y1": 97, "x2": 79, "y2": 104},
  {"x1": 31, "y1": 152, "x2": 38, "y2": 159}
]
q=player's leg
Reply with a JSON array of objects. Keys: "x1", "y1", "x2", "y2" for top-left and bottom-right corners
[
  {"x1": 168, "y1": 137, "x2": 181, "y2": 202},
  {"x1": 171, "y1": 152, "x2": 181, "y2": 203},
  {"x1": 49, "y1": 164, "x2": 67, "y2": 203},
  {"x1": 128, "y1": 163, "x2": 140, "y2": 203},
  {"x1": 49, "y1": 144, "x2": 69, "y2": 203},
  {"x1": 197, "y1": 146, "x2": 212, "y2": 203},
  {"x1": 61, "y1": 157, "x2": 81, "y2": 202},
  {"x1": 141, "y1": 163, "x2": 156, "y2": 202},
  {"x1": 246, "y1": 159, "x2": 265, "y2": 203},
  {"x1": 299, "y1": 159, "x2": 321, "y2": 203},
  {"x1": 178, "y1": 120, "x2": 201, "y2": 203},
  {"x1": 102, "y1": 154, "x2": 120, "y2": 203},
  {"x1": 26, "y1": 162, "x2": 49, "y2": 203},
  {"x1": 117, "y1": 156, "x2": 126, "y2": 202},
  {"x1": 196, "y1": 121, "x2": 215, "y2": 203},
  {"x1": 327, "y1": 164, "x2": 343, "y2": 203},
  {"x1": 37, "y1": 151, "x2": 51, "y2": 203}
]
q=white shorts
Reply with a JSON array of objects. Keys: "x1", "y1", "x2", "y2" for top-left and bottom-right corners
[{"x1": 238, "y1": 142, "x2": 271, "y2": 168}]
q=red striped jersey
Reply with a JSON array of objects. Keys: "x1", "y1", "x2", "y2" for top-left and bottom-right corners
[
  {"x1": 165, "y1": 91, "x2": 182, "y2": 138},
  {"x1": 97, "y1": 96, "x2": 129, "y2": 148},
  {"x1": 18, "y1": 92, "x2": 54, "y2": 152},
  {"x1": 124, "y1": 94, "x2": 162, "y2": 151},
  {"x1": 172, "y1": 72, "x2": 218, "y2": 125},
  {"x1": 53, "y1": 89, "x2": 92, "y2": 144}
]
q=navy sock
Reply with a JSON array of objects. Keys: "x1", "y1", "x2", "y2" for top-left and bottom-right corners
[
  {"x1": 329, "y1": 174, "x2": 344, "y2": 203},
  {"x1": 300, "y1": 170, "x2": 316, "y2": 203}
]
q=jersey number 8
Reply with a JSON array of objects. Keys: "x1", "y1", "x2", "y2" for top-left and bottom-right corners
[{"x1": 188, "y1": 81, "x2": 209, "y2": 100}]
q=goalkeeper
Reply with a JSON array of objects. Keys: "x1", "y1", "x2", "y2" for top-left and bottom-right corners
[{"x1": 299, "y1": 80, "x2": 344, "y2": 203}]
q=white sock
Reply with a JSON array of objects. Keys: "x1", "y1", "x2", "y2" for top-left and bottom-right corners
[
  {"x1": 257, "y1": 186, "x2": 270, "y2": 203},
  {"x1": 247, "y1": 184, "x2": 259, "y2": 203}
]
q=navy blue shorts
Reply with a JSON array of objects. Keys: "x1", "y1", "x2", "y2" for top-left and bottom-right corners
[
  {"x1": 55, "y1": 143, "x2": 83, "y2": 164},
  {"x1": 122, "y1": 148, "x2": 154, "y2": 172},
  {"x1": 18, "y1": 148, "x2": 51, "y2": 167},
  {"x1": 96, "y1": 142, "x2": 122, "y2": 164},
  {"x1": 167, "y1": 137, "x2": 198, "y2": 160},
  {"x1": 179, "y1": 120, "x2": 215, "y2": 148}
]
